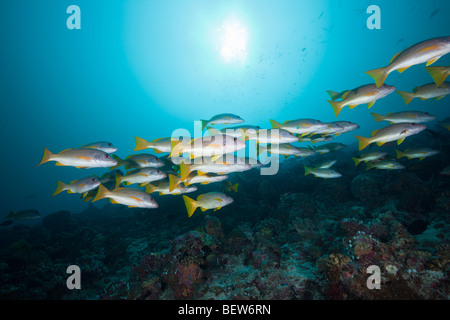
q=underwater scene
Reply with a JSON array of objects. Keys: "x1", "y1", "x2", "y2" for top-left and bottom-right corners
[{"x1": 1, "y1": 0, "x2": 449, "y2": 302}]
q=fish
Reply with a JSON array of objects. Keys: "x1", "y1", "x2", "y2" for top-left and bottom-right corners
[
  {"x1": 182, "y1": 192, "x2": 234, "y2": 217},
  {"x1": 169, "y1": 134, "x2": 246, "y2": 159},
  {"x1": 320, "y1": 121, "x2": 360, "y2": 136},
  {"x1": 92, "y1": 184, "x2": 158, "y2": 208},
  {"x1": 53, "y1": 176, "x2": 100, "y2": 196},
  {"x1": 3, "y1": 209, "x2": 41, "y2": 221},
  {"x1": 440, "y1": 123, "x2": 450, "y2": 131},
  {"x1": 200, "y1": 113, "x2": 244, "y2": 131},
  {"x1": 298, "y1": 135, "x2": 334, "y2": 144},
  {"x1": 178, "y1": 155, "x2": 252, "y2": 181},
  {"x1": 270, "y1": 119, "x2": 329, "y2": 136},
  {"x1": 134, "y1": 137, "x2": 174, "y2": 153},
  {"x1": 312, "y1": 159, "x2": 337, "y2": 169},
  {"x1": 183, "y1": 172, "x2": 229, "y2": 186},
  {"x1": 396, "y1": 82, "x2": 450, "y2": 105},
  {"x1": 223, "y1": 181, "x2": 239, "y2": 193},
  {"x1": 312, "y1": 143, "x2": 346, "y2": 154},
  {"x1": 115, "y1": 168, "x2": 167, "y2": 188},
  {"x1": 80, "y1": 141, "x2": 118, "y2": 154},
  {"x1": 371, "y1": 111, "x2": 436, "y2": 124},
  {"x1": 425, "y1": 66, "x2": 450, "y2": 87},
  {"x1": 354, "y1": 123, "x2": 426, "y2": 151},
  {"x1": 352, "y1": 151, "x2": 387, "y2": 166},
  {"x1": 366, "y1": 36, "x2": 450, "y2": 87},
  {"x1": 326, "y1": 84, "x2": 396, "y2": 117},
  {"x1": 246, "y1": 129, "x2": 298, "y2": 144},
  {"x1": 206, "y1": 125, "x2": 260, "y2": 140},
  {"x1": 111, "y1": 154, "x2": 164, "y2": 170},
  {"x1": 395, "y1": 148, "x2": 440, "y2": 160},
  {"x1": 304, "y1": 166, "x2": 342, "y2": 178},
  {"x1": 37, "y1": 147, "x2": 117, "y2": 168},
  {"x1": 146, "y1": 175, "x2": 197, "y2": 195},
  {"x1": 366, "y1": 160, "x2": 405, "y2": 171},
  {"x1": 98, "y1": 169, "x2": 124, "y2": 184},
  {"x1": 258, "y1": 144, "x2": 316, "y2": 158},
  {"x1": 0, "y1": 220, "x2": 13, "y2": 227}
]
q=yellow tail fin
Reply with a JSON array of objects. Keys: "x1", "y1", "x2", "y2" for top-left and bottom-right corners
[
  {"x1": 365, "y1": 66, "x2": 389, "y2": 88},
  {"x1": 270, "y1": 119, "x2": 282, "y2": 129},
  {"x1": 134, "y1": 136, "x2": 151, "y2": 151},
  {"x1": 92, "y1": 184, "x2": 110, "y2": 202},
  {"x1": 371, "y1": 112, "x2": 385, "y2": 122},
  {"x1": 354, "y1": 135, "x2": 372, "y2": 151},
  {"x1": 53, "y1": 181, "x2": 67, "y2": 196},
  {"x1": 179, "y1": 162, "x2": 192, "y2": 181},
  {"x1": 395, "y1": 91, "x2": 415, "y2": 105},
  {"x1": 327, "y1": 100, "x2": 345, "y2": 117},
  {"x1": 395, "y1": 150, "x2": 405, "y2": 159},
  {"x1": 231, "y1": 183, "x2": 239, "y2": 192},
  {"x1": 425, "y1": 66, "x2": 448, "y2": 87},
  {"x1": 352, "y1": 157, "x2": 361, "y2": 166},
  {"x1": 326, "y1": 90, "x2": 341, "y2": 101},
  {"x1": 183, "y1": 195, "x2": 198, "y2": 218},
  {"x1": 169, "y1": 140, "x2": 184, "y2": 158},
  {"x1": 145, "y1": 183, "x2": 157, "y2": 194},
  {"x1": 115, "y1": 173, "x2": 123, "y2": 189},
  {"x1": 304, "y1": 166, "x2": 314, "y2": 176},
  {"x1": 36, "y1": 147, "x2": 54, "y2": 167},
  {"x1": 168, "y1": 174, "x2": 181, "y2": 192}
]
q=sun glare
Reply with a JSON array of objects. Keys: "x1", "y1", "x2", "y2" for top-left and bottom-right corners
[{"x1": 217, "y1": 18, "x2": 248, "y2": 63}]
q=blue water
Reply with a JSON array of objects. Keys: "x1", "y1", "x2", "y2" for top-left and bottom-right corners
[{"x1": 1, "y1": 0, "x2": 449, "y2": 216}]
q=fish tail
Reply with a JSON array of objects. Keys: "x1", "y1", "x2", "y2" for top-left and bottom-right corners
[
  {"x1": 134, "y1": 136, "x2": 151, "y2": 151},
  {"x1": 304, "y1": 166, "x2": 314, "y2": 176},
  {"x1": 114, "y1": 173, "x2": 123, "y2": 189},
  {"x1": 270, "y1": 119, "x2": 282, "y2": 129},
  {"x1": 92, "y1": 184, "x2": 110, "y2": 202},
  {"x1": 3, "y1": 211, "x2": 14, "y2": 220},
  {"x1": 366, "y1": 163, "x2": 375, "y2": 171},
  {"x1": 200, "y1": 120, "x2": 209, "y2": 131},
  {"x1": 182, "y1": 195, "x2": 198, "y2": 218},
  {"x1": 179, "y1": 162, "x2": 192, "y2": 181},
  {"x1": 36, "y1": 147, "x2": 54, "y2": 167},
  {"x1": 231, "y1": 183, "x2": 239, "y2": 192},
  {"x1": 169, "y1": 140, "x2": 183, "y2": 158},
  {"x1": 354, "y1": 135, "x2": 372, "y2": 151},
  {"x1": 365, "y1": 66, "x2": 389, "y2": 88},
  {"x1": 109, "y1": 155, "x2": 123, "y2": 170},
  {"x1": 425, "y1": 66, "x2": 448, "y2": 87},
  {"x1": 206, "y1": 126, "x2": 222, "y2": 136},
  {"x1": 257, "y1": 144, "x2": 267, "y2": 156},
  {"x1": 395, "y1": 90, "x2": 415, "y2": 105},
  {"x1": 352, "y1": 157, "x2": 361, "y2": 166},
  {"x1": 53, "y1": 181, "x2": 68, "y2": 196},
  {"x1": 371, "y1": 112, "x2": 385, "y2": 122},
  {"x1": 395, "y1": 150, "x2": 405, "y2": 159},
  {"x1": 327, "y1": 100, "x2": 344, "y2": 117},
  {"x1": 168, "y1": 174, "x2": 181, "y2": 192},
  {"x1": 145, "y1": 183, "x2": 156, "y2": 194},
  {"x1": 326, "y1": 90, "x2": 341, "y2": 101}
]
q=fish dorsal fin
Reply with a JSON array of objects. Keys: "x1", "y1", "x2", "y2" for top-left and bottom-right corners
[
  {"x1": 390, "y1": 50, "x2": 403, "y2": 63},
  {"x1": 152, "y1": 137, "x2": 166, "y2": 143},
  {"x1": 371, "y1": 129, "x2": 381, "y2": 136},
  {"x1": 341, "y1": 91, "x2": 351, "y2": 100}
]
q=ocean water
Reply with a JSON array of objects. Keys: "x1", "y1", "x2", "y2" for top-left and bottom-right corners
[{"x1": 0, "y1": 0, "x2": 449, "y2": 301}]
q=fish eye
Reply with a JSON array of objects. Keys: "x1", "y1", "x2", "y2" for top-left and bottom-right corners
[{"x1": 105, "y1": 154, "x2": 110, "y2": 158}]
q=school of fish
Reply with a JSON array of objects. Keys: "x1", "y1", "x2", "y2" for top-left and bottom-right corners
[{"x1": 33, "y1": 36, "x2": 449, "y2": 218}]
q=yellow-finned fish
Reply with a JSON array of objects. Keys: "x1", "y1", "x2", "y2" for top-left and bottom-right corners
[
  {"x1": 366, "y1": 160, "x2": 405, "y2": 171},
  {"x1": 53, "y1": 176, "x2": 100, "y2": 196},
  {"x1": 352, "y1": 151, "x2": 387, "y2": 166},
  {"x1": 270, "y1": 119, "x2": 329, "y2": 136},
  {"x1": 169, "y1": 134, "x2": 246, "y2": 159},
  {"x1": 200, "y1": 113, "x2": 244, "y2": 131},
  {"x1": 354, "y1": 123, "x2": 426, "y2": 151},
  {"x1": 183, "y1": 172, "x2": 229, "y2": 186},
  {"x1": 80, "y1": 141, "x2": 117, "y2": 154},
  {"x1": 327, "y1": 84, "x2": 395, "y2": 117},
  {"x1": 396, "y1": 82, "x2": 450, "y2": 105},
  {"x1": 304, "y1": 166, "x2": 342, "y2": 178},
  {"x1": 371, "y1": 111, "x2": 436, "y2": 124},
  {"x1": 206, "y1": 125, "x2": 260, "y2": 139},
  {"x1": 134, "y1": 137, "x2": 174, "y2": 153},
  {"x1": 178, "y1": 156, "x2": 252, "y2": 181},
  {"x1": 92, "y1": 184, "x2": 158, "y2": 208},
  {"x1": 3, "y1": 209, "x2": 41, "y2": 221},
  {"x1": 395, "y1": 148, "x2": 440, "y2": 160},
  {"x1": 258, "y1": 144, "x2": 316, "y2": 158},
  {"x1": 111, "y1": 154, "x2": 164, "y2": 170},
  {"x1": 146, "y1": 175, "x2": 197, "y2": 195},
  {"x1": 37, "y1": 147, "x2": 117, "y2": 168},
  {"x1": 366, "y1": 36, "x2": 450, "y2": 87},
  {"x1": 183, "y1": 192, "x2": 234, "y2": 217},
  {"x1": 425, "y1": 66, "x2": 450, "y2": 87},
  {"x1": 246, "y1": 129, "x2": 298, "y2": 144},
  {"x1": 115, "y1": 168, "x2": 167, "y2": 188}
]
